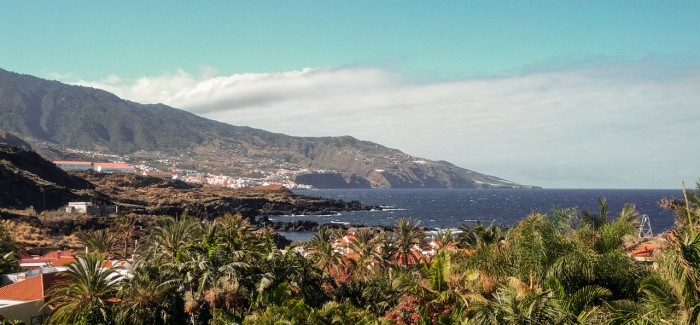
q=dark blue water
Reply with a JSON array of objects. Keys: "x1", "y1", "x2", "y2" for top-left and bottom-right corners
[{"x1": 270, "y1": 189, "x2": 682, "y2": 233}]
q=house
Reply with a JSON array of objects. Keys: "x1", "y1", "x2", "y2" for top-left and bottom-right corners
[
  {"x1": 53, "y1": 161, "x2": 136, "y2": 173},
  {"x1": 92, "y1": 162, "x2": 136, "y2": 173},
  {"x1": 628, "y1": 242, "x2": 660, "y2": 263},
  {"x1": 1, "y1": 267, "x2": 69, "y2": 286},
  {"x1": 19, "y1": 250, "x2": 76, "y2": 270},
  {"x1": 65, "y1": 202, "x2": 118, "y2": 216},
  {"x1": 0, "y1": 271, "x2": 66, "y2": 324},
  {"x1": 333, "y1": 234, "x2": 357, "y2": 254},
  {"x1": 52, "y1": 161, "x2": 93, "y2": 172},
  {"x1": 65, "y1": 202, "x2": 100, "y2": 215}
]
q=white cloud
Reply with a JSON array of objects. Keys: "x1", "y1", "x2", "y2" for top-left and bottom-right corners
[{"x1": 67, "y1": 62, "x2": 700, "y2": 188}]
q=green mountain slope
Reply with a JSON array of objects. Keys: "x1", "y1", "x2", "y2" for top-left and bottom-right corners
[{"x1": 0, "y1": 68, "x2": 536, "y2": 189}]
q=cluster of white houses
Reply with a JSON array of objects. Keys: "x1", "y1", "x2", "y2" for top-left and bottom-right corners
[
  {"x1": 53, "y1": 160, "x2": 180, "y2": 179},
  {"x1": 53, "y1": 161, "x2": 175, "y2": 179},
  {"x1": 53, "y1": 161, "x2": 137, "y2": 173}
]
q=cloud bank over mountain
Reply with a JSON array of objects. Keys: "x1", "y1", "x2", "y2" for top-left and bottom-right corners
[{"x1": 69, "y1": 61, "x2": 700, "y2": 188}]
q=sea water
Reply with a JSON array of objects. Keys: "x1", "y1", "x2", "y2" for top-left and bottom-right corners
[{"x1": 269, "y1": 189, "x2": 681, "y2": 237}]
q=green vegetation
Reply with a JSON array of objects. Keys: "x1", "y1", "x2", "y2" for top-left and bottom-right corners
[
  {"x1": 0, "y1": 223, "x2": 19, "y2": 274},
  {"x1": 26, "y1": 184, "x2": 700, "y2": 324}
]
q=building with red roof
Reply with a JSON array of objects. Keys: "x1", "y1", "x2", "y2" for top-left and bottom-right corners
[
  {"x1": 52, "y1": 161, "x2": 93, "y2": 171},
  {"x1": 0, "y1": 271, "x2": 66, "y2": 324},
  {"x1": 628, "y1": 242, "x2": 660, "y2": 262},
  {"x1": 19, "y1": 250, "x2": 76, "y2": 270}
]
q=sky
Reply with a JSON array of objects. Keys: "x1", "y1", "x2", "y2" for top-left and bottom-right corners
[{"x1": 1, "y1": 1, "x2": 699, "y2": 189}]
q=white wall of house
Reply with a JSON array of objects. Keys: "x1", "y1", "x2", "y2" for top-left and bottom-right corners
[
  {"x1": 0, "y1": 300, "x2": 51, "y2": 325},
  {"x1": 54, "y1": 162, "x2": 92, "y2": 171},
  {"x1": 93, "y1": 166, "x2": 136, "y2": 173}
]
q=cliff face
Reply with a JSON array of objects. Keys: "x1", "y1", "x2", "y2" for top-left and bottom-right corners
[{"x1": 293, "y1": 172, "x2": 372, "y2": 189}]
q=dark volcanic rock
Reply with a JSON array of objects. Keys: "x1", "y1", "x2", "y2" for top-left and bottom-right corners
[
  {"x1": 79, "y1": 173, "x2": 378, "y2": 222},
  {"x1": 0, "y1": 131, "x2": 31, "y2": 150},
  {"x1": 0, "y1": 144, "x2": 101, "y2": 211}
]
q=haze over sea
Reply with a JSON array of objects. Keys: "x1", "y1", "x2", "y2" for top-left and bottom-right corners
[{"x1": 272, "y1": 189, "x2": 681, "y2": 238}]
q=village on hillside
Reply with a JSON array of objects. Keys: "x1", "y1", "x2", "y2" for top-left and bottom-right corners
[{"x1": 52, "y1": 159, "x2": 314, "y2": 190}]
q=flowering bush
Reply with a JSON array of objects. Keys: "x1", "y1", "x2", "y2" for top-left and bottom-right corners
[{"x1": 384, "y1": 295, "x2": 421, "y2": 324}]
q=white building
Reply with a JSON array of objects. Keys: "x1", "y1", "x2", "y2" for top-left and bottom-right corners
[
  {"x1": 53, "y1": 161, "x2": 93, "y2": 171},
  {"x1": 93, "y1": 162, "x2": 136, "y2": 173},
  {"x1": 65, "y1": 202, "x2": 100, "y2": 214}
]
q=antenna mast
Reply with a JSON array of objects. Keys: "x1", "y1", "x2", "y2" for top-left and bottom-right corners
[{"x1": 638, "y1": 214, "x2": 653, "y2": 239}]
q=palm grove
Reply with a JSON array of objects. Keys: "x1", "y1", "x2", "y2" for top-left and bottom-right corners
[{"x1": 3, "y1": 185, "x2": 700, "y2": 324}]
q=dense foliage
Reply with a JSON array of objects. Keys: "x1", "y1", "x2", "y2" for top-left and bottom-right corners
[{"x1": 37, "y1": 184, "x2": 700, "y2": 324}]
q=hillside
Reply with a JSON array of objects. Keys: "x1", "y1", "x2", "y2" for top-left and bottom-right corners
[
  {"x1": 0, "y1": 68, "x2": 536, "y2": 189},
  {"x1": 0, "y1": 142, "x2": 377, "y2": 250},
  {"x1": 0, "y1": 144, "x2": 100, "y2": 211},
  {"x1": 0, "y1": 140, "x2": 375, "y2": 217}
]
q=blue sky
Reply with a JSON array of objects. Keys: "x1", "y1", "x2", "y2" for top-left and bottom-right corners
[{"x1": 1, "y1": 1, "x2": 699, "y2": 188}]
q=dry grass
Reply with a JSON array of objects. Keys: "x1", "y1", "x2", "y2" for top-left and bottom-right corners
[{"x1": 0, "y1": 219, "x2": 80, "y2": 249}]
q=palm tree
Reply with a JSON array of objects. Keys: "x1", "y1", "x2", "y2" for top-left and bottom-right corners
[
  {"x1": 348, "y1": 228, "x2": 385, "y2": 277},
  {"x1": 140, "y1": 215, "x2": 202, "y2": 262},
  {"x1": 507, "y1": 213, "x2": 565, "y2": 290},
  {"x1": 0, "y1": 224, "x2": 19, "y2": 274},
  {"x1": 466, "y1": 277, "x2": 566, "y2": 325},
  {"x1": 77, "y1": 229, "x2": 114, "y2": 257},
  {"x1": 307, "y1": 228, "x2": 342, "y2": 273},
  {"x1": 112, "y1": 214, "x2": 138, "y2": 259},
  {"x1": 376, "y1": 232, "x2": 397, "y2": 276},
  {"x1": 115, "y1": 261, "x2": 186, "y2": 325},
  {"x1": 545, "y1": 277, "x2": 612, "y2": 323},
  {"x1": 394, "y1": 218, "x2": 426, "y2": 267},
  {"x1": 458, "y1": 219, "x2": 504, "y2": 249},
  {"x1": 46, "y1": 252, "x2": 120, "y2": 325},
  {"x1": 431, "y1": 228, "x2": 456, "y2": 254},
  {"x1": 581, "y1": 197, "x2": 610, "y2": 230},
  {"x1": 421, "y1": 251, "x2": 484, "y2": 319}
]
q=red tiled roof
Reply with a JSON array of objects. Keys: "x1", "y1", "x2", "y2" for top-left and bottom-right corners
[
  {"x1": 93, "y1": 162, "x2": 133, "y2": 168},
  {"x1": 100, "y1": 260, "x2": 131, "y2": 268},
  {"x1": 0, "y1": 272, "x2": 66, "y2": 301},
  {"x1": 20, "y1": 250, "x2": 75, "y2": 264},
  {"x1": 53, "y1": 161, "x2": 92, "y2": 165},
  {"x1": 630, "y1": 243, "x2": 659, "y2": 258},
  {"x1": 40, "y1": 250, "x2": 74, "y2": 260},
  {"x1": 50, "y1": 256, "x2": 77, "y2": 267}
]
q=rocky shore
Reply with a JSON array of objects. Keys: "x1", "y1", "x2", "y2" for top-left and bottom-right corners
[{"x1": 77, "y1": 173, "x2": 381, "y2": 221}]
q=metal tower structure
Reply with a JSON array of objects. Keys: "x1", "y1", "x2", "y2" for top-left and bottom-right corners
[{"x1": 638, "y1": 214, "x2": 653, "y2": 239}]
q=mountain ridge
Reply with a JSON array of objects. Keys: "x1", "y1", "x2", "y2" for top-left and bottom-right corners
[{"x1": 0, "y1": 68, "x2": 538, "y2": 189}]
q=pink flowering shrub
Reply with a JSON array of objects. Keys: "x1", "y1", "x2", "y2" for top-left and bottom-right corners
[{"x1": 384, "y1": 295, "x2": 421, "y2": 324}]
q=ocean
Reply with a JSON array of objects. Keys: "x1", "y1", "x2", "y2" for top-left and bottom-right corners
[{"x1": 271, "y1": 189, "x2": 682, "y2": 241}]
